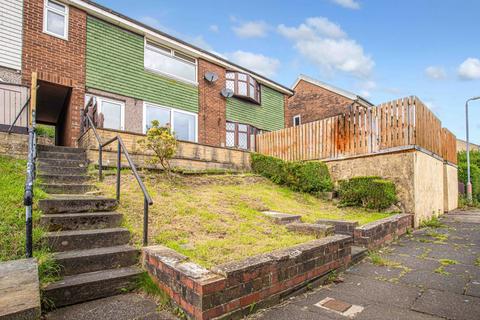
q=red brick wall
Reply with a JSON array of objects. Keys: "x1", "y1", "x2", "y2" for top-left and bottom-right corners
[
  {"x1": 286, "y1": 80, "x2": 354, "y2": 128},
  {"x1": 197, "y1": 59, "x2": 227, "y2": 146},
  {"x1": 22, "y1": 0, "x2": 86, "y2": 146}
]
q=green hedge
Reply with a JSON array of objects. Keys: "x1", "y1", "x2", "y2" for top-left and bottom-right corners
[
  {"x1": 458, "y1": 162, "x2": 480, "y2": 201},
  {"x1": 338, "y1": 176, "x2": 397, "y2": 210},
  {"x1": 251, "y1": 153, "x2": 333, "y2": 194}
]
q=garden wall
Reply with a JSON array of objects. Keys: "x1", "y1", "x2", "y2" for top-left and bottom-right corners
[
  {"x1": 78, "y1": 128, "x2": 251, "y2": 171},
  {"x1": 143, "y1": 235, "x2": 352, "y2": 320},
  {"x1": 0, "y1": 131, "x2": 53, "y2": 158},
  {"x1": 325, "y1": 148, "x2": 458, "y2": 227}
]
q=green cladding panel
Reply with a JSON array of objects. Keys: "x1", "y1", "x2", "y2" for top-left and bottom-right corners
[
  {"x1": 226, "y1": 85, "x2": 285, "y2": 131},
  {"x1": 86, "y1": 17, "x2": 199, "y2": 113}
]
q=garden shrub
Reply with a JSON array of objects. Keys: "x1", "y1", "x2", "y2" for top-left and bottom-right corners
[
  {"x1": 338, "y1": 176, "x2": 397, "y2": 210},
  {"x1": 458, "y1": 161, "x2": 480, "y2": 201},
  {"x1": 251, "y1": 153, "x2": 333, "y2": 193}
]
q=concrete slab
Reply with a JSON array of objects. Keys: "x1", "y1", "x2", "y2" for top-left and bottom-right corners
[
  {"x1": 44, "y1": 293, "x2": 176, "y2": 320},
  {"x1": 261, "y1": 211, "x2": 302, "y2": 224},
  {"x1": 0, "y1": 258, "x2": 40, "y2": 320},
  {"x1": 412, "y1": 289, "x2": 480, "y2": 320}
]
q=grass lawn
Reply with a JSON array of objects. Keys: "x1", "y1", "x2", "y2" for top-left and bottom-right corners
[{"x1": 98, "y1": 172, "x2": 393, "y2": 268}]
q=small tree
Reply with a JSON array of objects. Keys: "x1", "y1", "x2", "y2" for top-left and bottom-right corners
[{"x1": 140, "y1": 120, "x2": 177, "y2": 172}]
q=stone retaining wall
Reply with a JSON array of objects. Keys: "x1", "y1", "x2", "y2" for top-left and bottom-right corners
[
  {"x1": 353, "y1": 214, "x2": 413, "y2": 249},
  {"x1": 315, "y1": 219, "x2": 358, "y2": 236},
  {"x1": 143, "y1": 235, "x2": 352, "y2": 320},
  {"x1": 0, "y1": 131, "x2": 53, "y2": 158}
]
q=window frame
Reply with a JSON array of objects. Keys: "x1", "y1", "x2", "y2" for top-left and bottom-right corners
[
  {"x1": 144, "y1": 39, "x2": 198, "y2": 86},
  {"x1": 43, "y1": 0, "x2": 69, "y2": 40},
  {"x1": 225, "y1": 121, "x2": 261, "y2": 151},
  {"x1": 85, "y1": 95, "x2": 126, "y2": 131},
  {"x1": 142, "y1": 101, "x2": 198, "y2": 143},
  {"x1": 293, "y1": 115, "x2": 301, "y2": 127},
  {"x1": 226, "y1": 71, "x2": 261, "y2": 104}
]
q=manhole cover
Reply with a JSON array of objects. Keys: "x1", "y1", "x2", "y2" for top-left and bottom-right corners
[{"x1": 322, "y1": 299, "x2": 352, "y2": 312}]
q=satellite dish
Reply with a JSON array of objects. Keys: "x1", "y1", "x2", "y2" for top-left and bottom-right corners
[
  {"x1": 221, "y1": 88, "x2": 234, "y2": 98},
  {"x1": 204, "y1": 71, "x2": 218, "y2": 83}
]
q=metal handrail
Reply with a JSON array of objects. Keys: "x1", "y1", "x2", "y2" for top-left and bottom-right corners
[
  {"x1": 82, "y1": 97, "x2": 153, "y2": 245},
  {"x1": 8, "y1": 97, "x2": 31, "y2": 134}
]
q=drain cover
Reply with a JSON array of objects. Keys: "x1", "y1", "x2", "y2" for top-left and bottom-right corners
[
  {"x1": 322, "y1": 299, "x2": 352, "y2": 312},
  {"x1": 315, "y1": 297, "x2": 364, "y2": 318}
]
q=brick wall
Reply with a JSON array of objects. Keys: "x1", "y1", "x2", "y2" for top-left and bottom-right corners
[
  {"x1": 22, "y1": 0, "x2": 86, "y2": 146},
  {"x1": 353, "y1": 214, "x2": 413, "y2": 249},
  {"x1": 143, "y1": 235, "x2": 352, "y2": 320},
  {"x1": 286, "y1": 80, "x2": 354, "y2": 127},
  {"x1": 198, "y1": 59, "x2": 227, "y2": 146}
]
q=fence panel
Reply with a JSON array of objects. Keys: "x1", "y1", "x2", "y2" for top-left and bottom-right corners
[
  {"x1": 0, "y1": 83, "x2": 29, "y2": 130},
  {"x1": 256, "y1": 96, "x2": 457, "y2": 164}
]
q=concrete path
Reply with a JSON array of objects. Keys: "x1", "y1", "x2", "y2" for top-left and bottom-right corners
[
  {"x1": 251, "y1": 210, "x2": 480, "y2": 320},
  {"x1": 43, "y1": 293, "x2": 177, "y2": 320}
]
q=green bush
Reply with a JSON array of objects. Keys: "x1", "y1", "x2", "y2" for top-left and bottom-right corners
[
  {"x1": 458, "y1": 162, "x2": 480, "y2": 201},
  {"x1": 338, "y1": 176, "x2": 397, "y2": 210},
  {"x1": 35, "y1": 124, "x2": 55, "y2": 139},
  {"x1": 251, "y1": 153, "x2": 333, "y2": 193}
]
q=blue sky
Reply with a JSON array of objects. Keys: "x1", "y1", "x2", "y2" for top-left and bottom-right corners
[{"x1": 96, "y1": 0, "x2": 480, "y2": 143}]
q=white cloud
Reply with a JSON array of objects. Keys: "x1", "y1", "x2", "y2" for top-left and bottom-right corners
[
  {"x1": 209, "y1": 25, "x2": 219, "y2": 33},
  {"x1": 233, "y1": 21, "x2": 269, "y2": 38},
  {"x1": 139, "y1": 16, "x2": 168, "y2": 31},
  {"x1": 226, "y1": 51, "x2": 280, "y2": 77},
  {"x1": 458, "y1": 58, "x2": 480, "y2": 80},
  {"x1": 425, "y1": 66, "x2": 446, "y2": 80},
  {"x1": 357, "y1": 80, "x2": 376, "y2": 98},
  {"x1": 331, "y1": 0, "x2": 360, "y2": 10},
  {"x1": 278, "y1": 17, "x2": 374, "y2": 77}
]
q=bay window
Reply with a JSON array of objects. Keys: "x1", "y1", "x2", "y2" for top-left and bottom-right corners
[
  {"x1": 226, "y1": 71, "x2": 261, "y2": 104},
  {"x1": 144, "y1": 40, "x2": 197, "y2": 84},
  {"x1": 43, "y1": 0, "x2": 69, "y2": 40},
  {"x1": 143, "y1": 103, "x2": 197, "y2": 142}
]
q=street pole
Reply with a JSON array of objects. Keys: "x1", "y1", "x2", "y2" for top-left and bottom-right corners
[{"x1": 465, "y1": 97, "x2": 480, "y2": 203}]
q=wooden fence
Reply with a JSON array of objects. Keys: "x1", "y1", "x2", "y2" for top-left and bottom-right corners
[{"x1": 256, "y1": 96, "x2": 457, "y2": 164}]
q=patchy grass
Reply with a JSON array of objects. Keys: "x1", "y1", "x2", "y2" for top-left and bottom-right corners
[
  {"x1": 438, "y1": 259, "x2": 458, "y2": 266},
  {"x1": 368, "y1": 251, "x2": 400, "y2": 267},
  {"x1": 475, "y1": 256, "x2": 480, "y2": 267},
  {"x1": 420, "y1": 216, "x2": 445, "y2": 229},
  {"x1": 98, "y1": 172, "x2": 391, "y2": 268},
  {"x1": 0, "y1": 156, "x2": 48, "y2": 261},
  {"x1": 425, "y1": 230, "x2": 449, "y2": 244}
]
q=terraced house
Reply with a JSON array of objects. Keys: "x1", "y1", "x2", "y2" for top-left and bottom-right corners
[{"x1": 1, "y1": 0, "x2": 292, "y2": 149}]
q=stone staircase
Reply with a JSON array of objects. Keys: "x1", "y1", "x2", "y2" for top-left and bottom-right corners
[{"x1": 37, "y1": 144, "x2": 142, "y2": 309}]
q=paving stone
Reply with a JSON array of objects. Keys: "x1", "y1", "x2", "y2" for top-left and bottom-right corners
[
  {"x1": 346, "y1": 261, "x2": 405, "y2": 280},
  {"x1": 355, "y1": 303, "x2": 444, "y2": 320},
  {"x1": 252, "y1": 303, "x2": 336, "y2": 320},
  {"x1": 0, "y1": 258, "x2": 40, "y2": 320},
  {"x1": 465, "y1": 280, "x2": 480, "y2": 297},
  {"x1": 412, "y1": 289, "x2": 480, "y2": 320},
  {"x1": 398, "y1": 269, "x2": 469, "y2": 294},
  {"x1": 44, "y1": 293, "x2": 177, "y2": 320}
]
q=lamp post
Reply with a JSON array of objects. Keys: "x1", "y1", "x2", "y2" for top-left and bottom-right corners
[{"x1": 465, "y1": 96, "x2": 480, "y2": 203}]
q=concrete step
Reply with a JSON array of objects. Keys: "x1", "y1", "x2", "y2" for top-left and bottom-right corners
[
  {"x1": 38, "y1": 165, "x2": 88, "y2": 176},
  {"x1": 38, "y1": 145, "x2": 86, "y2": 154},
  {"x1": 38, "y1": 151, "x2": 86, "y2": 161},
  {"x1": 44, "y1": 228, "x2": 130, "y2": 252},
  {"x1": 54, "y1": 245, "x2": 139, "y2": 276},
  {"x1": 41, "y1": 212, "x2": 123, "y2": 231},
  {"x1": 39, "y1": 197, "x2": 118, "y2": 214},
  {"x1": 42, "y1": 267, "x2": 142, "y2": 309},
  {"x1": 38, "y1": 158, "x2": 88, "y2": 168},
  {"x1": 286, "y1": 222, "x2": 335, "y2": 238},
  {"x1": 39, "y1": 174, "x2": 90, "y2": 184},
  {"x1": 40, "y1": 183, "x2": 96, "y2": 195},
  {"x1": 262, "y1": 211, "x2": 302, "y2": 225},
  {"x1": 350, "y1": 246, "x2": 368, "y2": 265}
]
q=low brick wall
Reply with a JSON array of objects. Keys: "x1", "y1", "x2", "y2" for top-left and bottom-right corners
[
  {"x1": 353, "y1": 214, "x2": 413, "y2": 249},
  {"x1": 78, "y1": 128, "x2": 251, "y2": 171},
  {"x1": 0, "y1": 131, "x2": 53, "y2": 158},
  {"x1": 143, "y1": 235, "x2": 352, "y2": 320}
]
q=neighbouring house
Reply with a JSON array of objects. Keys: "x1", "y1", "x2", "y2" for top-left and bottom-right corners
[
  {"x1": 286, "y1": 74, "x2": 373, "y2": 127},
  {"x1": 0, "y1": 0, "x2": 293, "y2": 149},
  {"x1": 457, "y1": 139, "x2": 480, "y2": 152}
]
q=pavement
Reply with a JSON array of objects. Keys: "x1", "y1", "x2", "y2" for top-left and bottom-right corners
[
  {"x1": 251, "y1": 210, "x2": 480, "y2": 320},
  {"x1": 43, "y1": 210, "x2": 480, "y2": 320}
]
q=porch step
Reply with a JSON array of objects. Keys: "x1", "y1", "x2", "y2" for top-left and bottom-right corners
[
  {"x1": 54, "y1": 245, "x2": 139, "y2": 276},
  {"x1": 39, "y1": 174, "x2": 90, "y2": 184},
  {"x1": 40, "y1": 183, "x2": 95, "y2": 195},
  {"x1": 39, "y1": 196, "x2": 118, "y2": 214},
  {"x1": 42, "y1": 267, "x2": 142, "y2": 309},
  {"x1": 44, "y1": 228, "x2": 130, "y2": 252},
  {"x1": 40, "y1": 212, "x2": 123, "y2": 231},
  {"x1": 38, "y1": 145, "x2": 86, "y2": 154},
  {"x1": 38, "y1": 165, "x2": 88, "y2": 176},
  {"x1": 38, "y1": 151, "x2": 86, "y2": 161},
  {"x1": 38, "y1": 158, "x2": 87, "y2": 168}
]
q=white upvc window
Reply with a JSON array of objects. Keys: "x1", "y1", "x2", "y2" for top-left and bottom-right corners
[
  {"x1": 143, "y1": 102, "x2": 198, "y2": 142},
  {"x1": 293, "y1": 115, "x2": 301, "y2": 127},
  {"x1": 85, "y1": 95, "x2": 125, "y2": 131},
  {"x1": 43, "y1": 0, "x2": 69, "y2": 40},
  {"x1": 144, "y1": 40, "x2": 197, "y2": 85}
]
